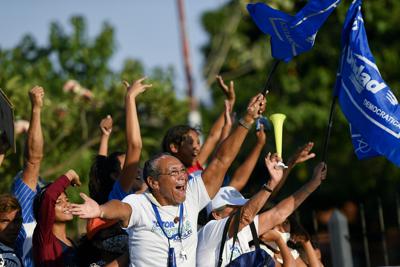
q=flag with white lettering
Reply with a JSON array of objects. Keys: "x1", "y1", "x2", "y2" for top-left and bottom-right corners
[
  {"x1": 350, "y1": 124, "x2": 379, "y2": 159},
  {"x1": 335, "y1": 0, "x2": 400, "y2": 166},
  {"x1": 247, "y1": 0, "x2": 341, "y2": 62}
]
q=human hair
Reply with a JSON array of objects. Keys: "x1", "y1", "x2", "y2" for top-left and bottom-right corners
[
  {"x1": 161, "y1": 125, "x2": 199, "y2": 153},
  {"x1": 143, "y1": 152, "x2": 172, "y2": 190},
  {"x1": 0, "y1": 194, "x2": 21, "y2": 213},
  {"x1": 89, "y1": 151, "x2": 124, "y2": 204}
]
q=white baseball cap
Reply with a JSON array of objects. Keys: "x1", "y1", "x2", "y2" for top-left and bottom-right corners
[{"x1": 206, "y1": 186, "x2": 248, "y2": 215}]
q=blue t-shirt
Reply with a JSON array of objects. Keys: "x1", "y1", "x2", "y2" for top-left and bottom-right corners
[{"x1": 11, "y1": 172, "x2": 39, "y2": 267}]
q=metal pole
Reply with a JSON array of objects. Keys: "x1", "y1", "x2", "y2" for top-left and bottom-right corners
[
  {"x1": 262, "y1": 59, "x2": 281, "y2": 96},
  {"x1": 360, "y1": 203, "x2": 371, "y2": 267},
  {"x1": 177, "y1": 0, "x2": 196, "y2": 111},
  {"x1": 321, "y1": 96, "x2": 337, "y2": 163},
  {"x1": 377, "y1": 198, "x2": 389, "y2": 265}
]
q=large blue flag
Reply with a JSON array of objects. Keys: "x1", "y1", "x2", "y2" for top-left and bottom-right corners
[
  {"x1": 247, "y1": 0, "x2": 340, "y2": 62},
  {"x1": 335, "y1": 0, "x2": 400, "y2": 166}
]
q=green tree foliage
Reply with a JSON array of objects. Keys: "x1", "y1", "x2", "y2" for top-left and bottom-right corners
[
  {"x1": 200, "y1": 0, "x2": 400, "y2": 207},
  {"x1": 0, "y1": 16, "x2": 189, "y2": 198}
]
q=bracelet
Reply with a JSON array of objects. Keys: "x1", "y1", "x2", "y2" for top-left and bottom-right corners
[
  {"x1": 238, "y1": 118, "x2": 252, "y2": 130},
  {"x1": 262, "y1": 183, "x2": 273, "y2": 193}
]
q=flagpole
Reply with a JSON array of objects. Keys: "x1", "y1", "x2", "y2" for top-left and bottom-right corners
[
  {"x1": 262, "y1": 59, "x2": 281, "y2": 96},
  {"x1": 322, "y1": 96, "x2": 337, "y2": 163}
]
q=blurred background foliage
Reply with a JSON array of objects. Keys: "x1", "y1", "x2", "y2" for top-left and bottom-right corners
[
  {"x1": 1, "y1": 0, "x2": 400, "y2": 238},
  {"x1": 200, "y1": 0, "x2": 400, "y2": 210}
]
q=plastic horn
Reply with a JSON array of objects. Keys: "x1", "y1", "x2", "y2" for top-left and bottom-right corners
[{"x1": 270, "y1": 113, "x2": 288, "y2": 169}]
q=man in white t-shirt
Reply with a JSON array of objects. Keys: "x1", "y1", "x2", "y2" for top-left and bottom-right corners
[
  {"x1": 70, "y1": 93, "x2": 267, "y2": 266},
  {"x1": 197, "y1": 154, "x2": 327, "y2": 267}
]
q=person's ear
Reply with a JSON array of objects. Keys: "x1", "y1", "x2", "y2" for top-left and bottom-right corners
[
  {"x1": 169, "y1": 143, "x2": 179, "y2": 154},
  {"x1": 212, "y1": 211, "x2": 222, "y2": 220},
  {"x1": 147, "y1": 176, "x2": 160, "y2": 191}
]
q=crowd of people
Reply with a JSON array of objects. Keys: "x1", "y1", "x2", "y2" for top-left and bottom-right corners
[{"x1": 0, "y1": 76, "x2": 326, "y2": 267}]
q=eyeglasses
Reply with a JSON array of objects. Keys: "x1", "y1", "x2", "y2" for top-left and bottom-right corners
[{"x1": 158, "y1": 167, "x2": 187, "y2": 178}]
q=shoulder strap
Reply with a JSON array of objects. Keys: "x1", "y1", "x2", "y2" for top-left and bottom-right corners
[
  {"x1": 217, "y1": 214, "x2": 234, "y2": 267},
  {"x1": 249, "y1": 222, "x2": 260, "y2": 249},
  {"x1": 229, "y1": 208, "x2": 242, "y2": 263}
]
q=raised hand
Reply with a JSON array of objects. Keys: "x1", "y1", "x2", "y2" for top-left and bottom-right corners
[
  {"x1": 100, "y1": 115, "x2": 113, "y2": 136},
  {"x1": 246, "y1": 94, "x2": 266, "y2": 121},
  {"x1": 288, "y1": 142, "x2": 316, "y2": 166},
  {"x1": 69, "y1": 193, "x2": 101, "y2": 219},
  {"x1": 312, "y1": 162, "x2": 327, "y2": 181},
  {"x1": 265, "y1": 152, "x2": 283, "y2": 187},
  {"x1": 216, "y1": 75, "x2": 235, "y2": 104},
  {"x1": 64, "y1": 169, "x2": 81, "y2": 187},
  {"x1": 123, "y1": 77, "x2": 153, "y2": 98},
  {"x1": 29, "y1": 86, "x2": 44, "y2": 108},
  {"x1": 260, "y1": 229, "x2": 283, "y2": 243},
  {"x1": 256, "y1": 124, "x2": 266, "y2": 146}
]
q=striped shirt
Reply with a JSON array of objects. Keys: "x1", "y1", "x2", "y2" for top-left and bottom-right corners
[{"x1": 11, "y1": 171, "x2": 39, "y2": 267}]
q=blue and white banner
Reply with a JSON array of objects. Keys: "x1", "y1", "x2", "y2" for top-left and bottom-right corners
[
  {"x1": 247, "y1": 0, "x2": 340, "y2": 62},
  {"x1": 350, "y1": 124, "x2": 379, "y2": 159},
  {"x1": 335, "y1": 0, "x2": 400, "y2": 166}
]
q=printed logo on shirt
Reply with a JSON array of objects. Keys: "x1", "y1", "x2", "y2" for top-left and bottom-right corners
[
  {"x1": 151, "y1": 220, "x2": 193, "y2": 241},
  {"x1": 227, "y1": 242, "x2": 242, "y2": 260}
]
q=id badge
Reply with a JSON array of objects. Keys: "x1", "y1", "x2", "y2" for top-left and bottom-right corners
[{"x1": 168, "y1": 247, "x2": 177, "y2": 267}]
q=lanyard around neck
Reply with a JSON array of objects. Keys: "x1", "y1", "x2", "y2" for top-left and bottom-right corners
[{"x1": 151, "y1": 202, "x2": 184, "y2": 241}]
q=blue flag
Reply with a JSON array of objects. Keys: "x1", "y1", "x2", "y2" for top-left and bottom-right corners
[
  {"x1": 247, "y1": 0, "x2": 340, "y2": 62},
  {"x1": 335, "y1": 0, "x2": 400, "y2": 166},
  {"x1": 350, "y1": 124, "x2": 379, "y2": 159}
]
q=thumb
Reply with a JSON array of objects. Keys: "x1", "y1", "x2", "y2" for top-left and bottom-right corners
[
  {"x1": 79, "y1": 192, "x2": 91, "y2": 202},
  {"x1": 122, "y1": 80, "x2": 130, "y2": 88}
]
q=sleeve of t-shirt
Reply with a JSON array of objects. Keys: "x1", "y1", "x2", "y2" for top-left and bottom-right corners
[
  {"x1": 122, "y1": 194, "x2": 140, "y2": 228},
  {"x1": 187, "y1": 174, "x2": 211, "y2": 212},
  {"x1": 11, "y1": 171, "x2": 37, "y2": 224},
  {"x1": 108, "y1": 180, "x2": 130, "y2": 201}
]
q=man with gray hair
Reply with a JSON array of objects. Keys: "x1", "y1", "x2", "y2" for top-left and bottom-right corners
[{"x1": 70, "y1": 93, "x2": 266, "y2": 267}]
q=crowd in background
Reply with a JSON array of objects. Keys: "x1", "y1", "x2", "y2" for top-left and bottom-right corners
[{"x1": 0, "y1": 76, "x2": 326, "y2": 267}]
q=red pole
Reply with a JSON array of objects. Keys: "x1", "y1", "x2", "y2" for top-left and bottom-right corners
[{"x1": 176, "y1": 0, "x2": 197, "y2": 111}]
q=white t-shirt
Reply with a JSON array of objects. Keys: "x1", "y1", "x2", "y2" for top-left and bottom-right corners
[
  {"x1": 196, "y1": 216, "x2": 259, "y2": 267},
  {"x1": 122, "y1": 176, "x2": 210, "y2": 267}
]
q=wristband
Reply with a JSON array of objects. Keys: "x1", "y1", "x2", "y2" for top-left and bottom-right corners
[
  {"x1": 262, "y1": 183, "x2": 273, "y2": 193},
  {"x1": 238, "y1": 118, "x2": 252, "y2": 130}
]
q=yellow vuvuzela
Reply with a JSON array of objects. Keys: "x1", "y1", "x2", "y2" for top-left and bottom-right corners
[{"x1": 270, "y1": 113, "x2": 286, "y2": 158}]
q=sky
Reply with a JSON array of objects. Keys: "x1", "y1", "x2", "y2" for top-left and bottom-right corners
[{"x1": 0, "y1": 0, "x2": 229, "y2": 103}]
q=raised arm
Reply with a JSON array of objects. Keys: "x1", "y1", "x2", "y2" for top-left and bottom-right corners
[
  {"x1": 228, "y1": 124, "x2": 266, "y2": 191},
  {"x1": 260, "y1": 229, "x2": 296, "y2": 267},
  {"x1": 117, "y1": 78, "x2": 152, "y2": 193},
  {"x1": 202, "y1": 93, "x2": 266, "y2": 199},
  {"x1": 258, "y1": 162, "x2": 327, "y2": 235},
  {"x1": 70, "y1": 193, "x2": 132, "y2": 227},
  {"x1": 300, "y1": 241, "x2": 323, "y2": 267},
  {"x1": 228, "y1": 153, "x2": 282, "y2": 236},
  {"x1": 36, "y1": 170, "x2": 80, "y2": 239},
  {"x1": 270, "y1": 142, "x2": 315, "y2": 199},
  {"x1": 219, "y1": 100, "x2": 233, "y2": 143},
  {"x1": 22, "y1": 86, "x2": 44, "y2": 190},
  {"x1": 98, "y1": 115, "x2": 113, "y2": 156},
  {"x1": 196, "y1": 75, "x2": 235, "y2": 166}
]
